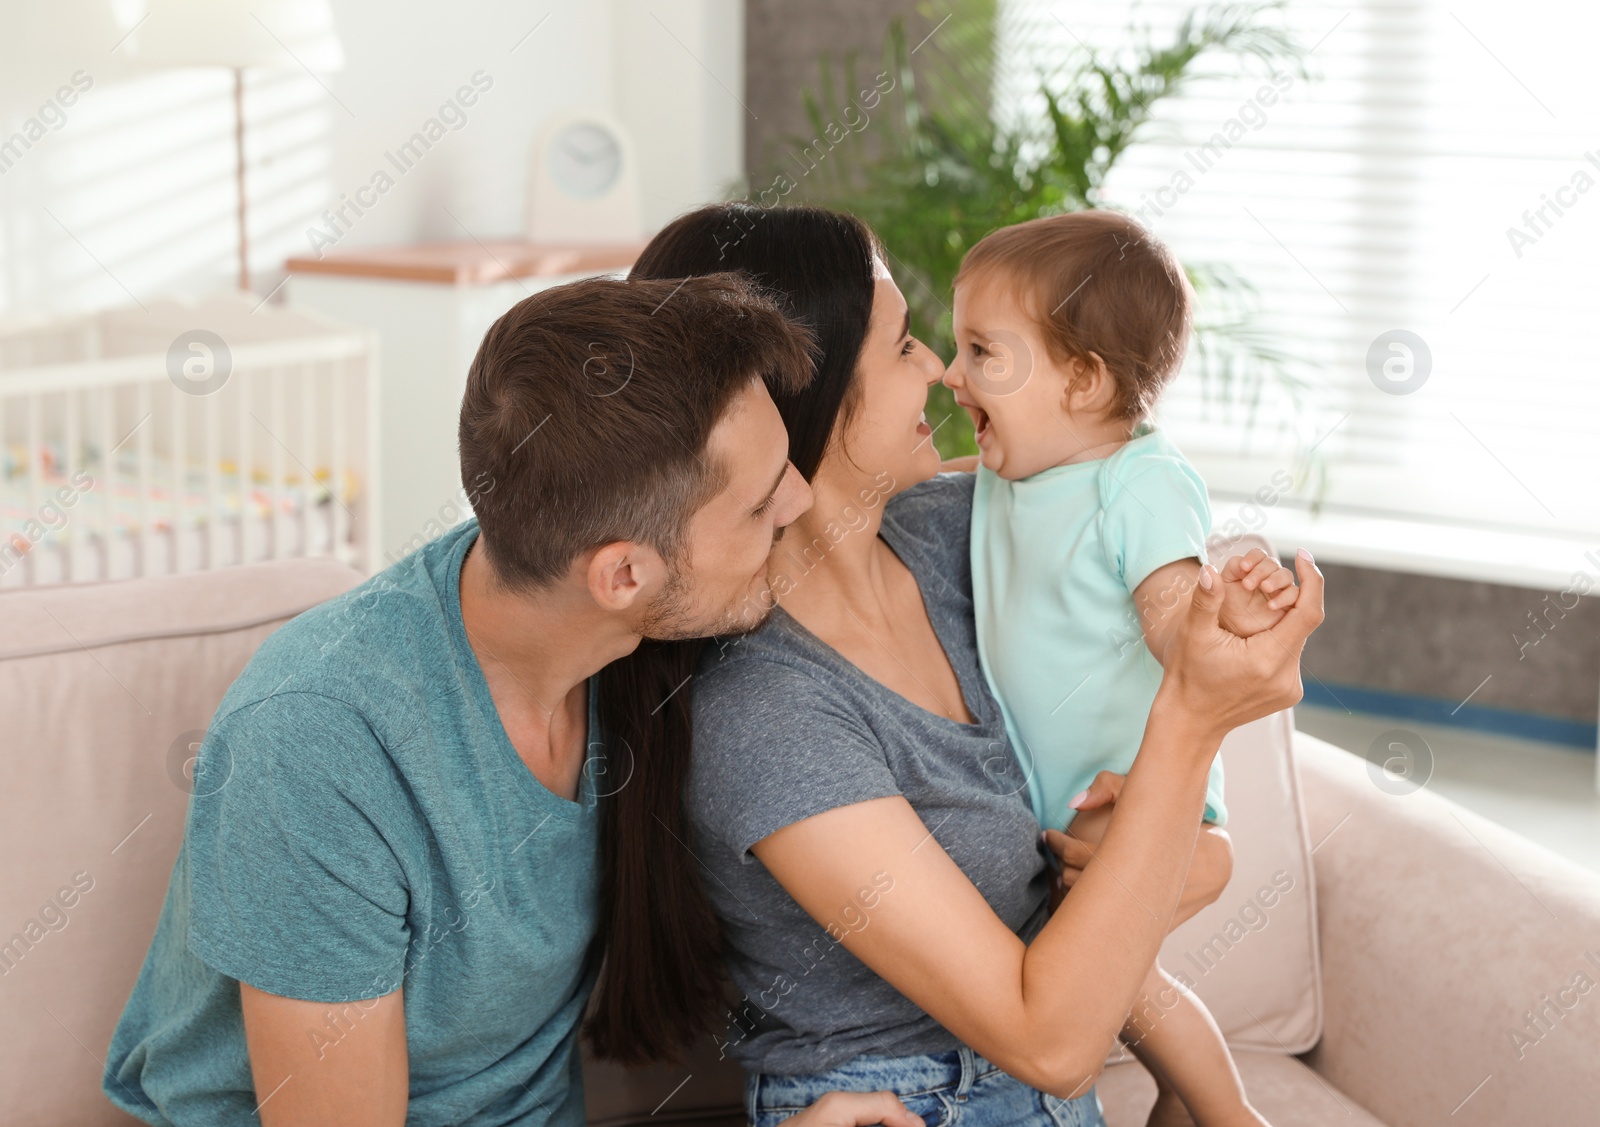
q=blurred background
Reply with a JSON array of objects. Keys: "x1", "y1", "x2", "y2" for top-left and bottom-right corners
[{"x1": 2, "y1": 0, "x2": 1597, "y2": 865}]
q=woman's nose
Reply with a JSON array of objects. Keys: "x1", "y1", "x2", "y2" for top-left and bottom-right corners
[{"x1": 773, "y1": 463, "x2": 813, "y2": 528}]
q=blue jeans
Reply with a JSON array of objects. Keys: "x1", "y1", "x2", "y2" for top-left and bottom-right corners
[{"x1": 747, "y1": 1046, "x2": 1106, "y2": 1127}]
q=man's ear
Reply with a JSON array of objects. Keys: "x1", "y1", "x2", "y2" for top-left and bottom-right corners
[
  {"x1": 1063, "y1": 352, "x2": 1117, "y2": 415},
  {"x1": 585, "y1": 540, "x2": 667, "y2": 613}
]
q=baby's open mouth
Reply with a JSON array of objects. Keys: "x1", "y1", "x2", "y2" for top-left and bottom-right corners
[{"x1": 965, "y1": 404, "x2": 991, "y2": 444}]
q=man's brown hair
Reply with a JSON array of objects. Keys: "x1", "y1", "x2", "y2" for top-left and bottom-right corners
[
  {"x1": 955, "y1": 209, "x2": 1192, "y2": 420},
  {"x1": 458, "y1": 274, "x2": 813, "y2": 590}
]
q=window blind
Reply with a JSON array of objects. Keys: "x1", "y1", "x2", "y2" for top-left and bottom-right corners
[{"x1": 996, "y1": 0, "x2": 1600, "y2": 539}]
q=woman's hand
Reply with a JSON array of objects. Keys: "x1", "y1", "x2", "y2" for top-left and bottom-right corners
[
  {"x1": 1042, "y1": 772, "x2": 1234, "y2": 925},
  {"x1": 1155, "y1": 550, "x2": 1324, "y2": 749},
  {"x1": 781, "y1": 1090, "x2": 925, "y2": 1127}
]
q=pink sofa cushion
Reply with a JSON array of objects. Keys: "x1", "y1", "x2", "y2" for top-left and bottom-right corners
[{"x1": 0, "y1": 558, "x2": 362, "y2": 1127}]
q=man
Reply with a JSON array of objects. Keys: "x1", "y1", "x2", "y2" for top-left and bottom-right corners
[{"x1": 103, "y1": 275, "x2": 909, "y2": 1127}]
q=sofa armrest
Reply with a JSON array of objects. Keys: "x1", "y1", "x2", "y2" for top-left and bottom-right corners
[{"x1": 1293, "y1": 732, "x2": 1600, "y2": 1126}]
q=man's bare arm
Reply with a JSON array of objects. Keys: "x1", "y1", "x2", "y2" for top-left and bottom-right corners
[{"x1": 240, "y1": 983, "x2": 408, "y2": 1126}]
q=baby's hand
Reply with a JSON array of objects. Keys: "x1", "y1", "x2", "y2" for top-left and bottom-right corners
[
  {"x1": 1218, "y1": 547, "x2": 1299, "y2": 638},
  {"x1": 1042, "y1": 771, "x2": 1124, "y2": 910}
]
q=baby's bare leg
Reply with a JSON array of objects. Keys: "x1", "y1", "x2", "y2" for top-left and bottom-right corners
[
  {"x1": 1065, "y1": 810, "x2": 1269, "y2": 1127},
  {"x1": 1122, "y1": 962, "x2": 1266, "y2": 1127}
]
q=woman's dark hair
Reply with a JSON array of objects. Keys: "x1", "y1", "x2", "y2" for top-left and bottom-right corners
[
  {"x1": 634, "y1": 202, "x2": 882, "y2": 481},
  {"x1": 585, "y1": 203, "x2": 882, "y2": 1065}
]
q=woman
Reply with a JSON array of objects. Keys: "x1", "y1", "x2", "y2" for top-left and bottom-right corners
[{"x1": 586, "y1": 204, "x2": 1321, "y2": 1125}]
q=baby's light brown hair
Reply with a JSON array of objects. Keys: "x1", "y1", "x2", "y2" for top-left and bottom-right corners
[{"x1": 954, "y1": 210, "x2": 1192, "y2": 421}]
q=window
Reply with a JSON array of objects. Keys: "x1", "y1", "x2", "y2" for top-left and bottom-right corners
[{"x1": 997, "y1": 0, "x2": 1600, "y2": 543}]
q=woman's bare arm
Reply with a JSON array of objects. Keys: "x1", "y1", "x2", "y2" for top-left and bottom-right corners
[
  {"x1": 755, "y1": 718, "x2": 1211, "y2": 1098},
  {"x1": 752, "y1": 554, "x2": 1322, "y2": 1099}
]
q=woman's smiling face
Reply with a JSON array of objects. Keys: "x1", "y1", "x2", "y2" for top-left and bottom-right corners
[{"x1": 826, "y1": 259, "x2": 946, "y2": 495}]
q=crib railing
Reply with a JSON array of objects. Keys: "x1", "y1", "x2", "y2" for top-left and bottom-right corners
[{"x1": 0, "y1": 298, "x2": 375, "y2": 588}]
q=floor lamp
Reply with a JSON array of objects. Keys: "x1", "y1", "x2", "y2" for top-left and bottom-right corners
[{"x1": 131, "y1": 0, "x2": 344, "y2": 293}]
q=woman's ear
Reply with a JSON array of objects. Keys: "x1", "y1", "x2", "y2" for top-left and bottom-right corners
[{"x1": 1062, "y1": 352, "x2": 1118, "y2": 416}]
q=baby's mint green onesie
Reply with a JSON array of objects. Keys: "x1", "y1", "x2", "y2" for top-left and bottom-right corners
[{"x1": 970, "y1": 428, "x2": 1227, "y2": 833}]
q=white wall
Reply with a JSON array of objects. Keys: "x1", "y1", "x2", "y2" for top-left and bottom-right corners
[
  {"x1": 615, "y1": 0, "x2": 745, "y2": 229},
  {"x1": 0, "y1": 0, "x2": 743, "y2": 317}
]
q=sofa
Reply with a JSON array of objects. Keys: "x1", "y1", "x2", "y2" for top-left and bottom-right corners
[{"x1": 2, "y1": 556, "x2": 1597, "y2": 1127}]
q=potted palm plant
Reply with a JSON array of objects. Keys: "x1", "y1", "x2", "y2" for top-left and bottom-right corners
[{"x1": 780, "y1": 0, "x2": 1308, "y2": 459}]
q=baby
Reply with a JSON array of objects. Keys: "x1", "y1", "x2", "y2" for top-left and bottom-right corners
[{"x1": 943, "y1": 210, "x2": 1298, "y2": 1127}]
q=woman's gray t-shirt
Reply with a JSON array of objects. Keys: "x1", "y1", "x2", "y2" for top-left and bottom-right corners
[{"x1": 687, "y1": 473, "x2": 1051, "y2": 1076}]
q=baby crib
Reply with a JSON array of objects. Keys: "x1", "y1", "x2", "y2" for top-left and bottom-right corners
[{"x1": 0, "y1": 295, "x2": 375, "y2": 588}]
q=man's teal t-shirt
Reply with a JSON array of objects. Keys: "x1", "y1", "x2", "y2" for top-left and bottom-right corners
[
  {"x1": 105, "y1": 519, "x2": 605, "y2": 1127},
  {"x1": 970, "y1": 429, "x2": 1227, "y2": 834}
]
